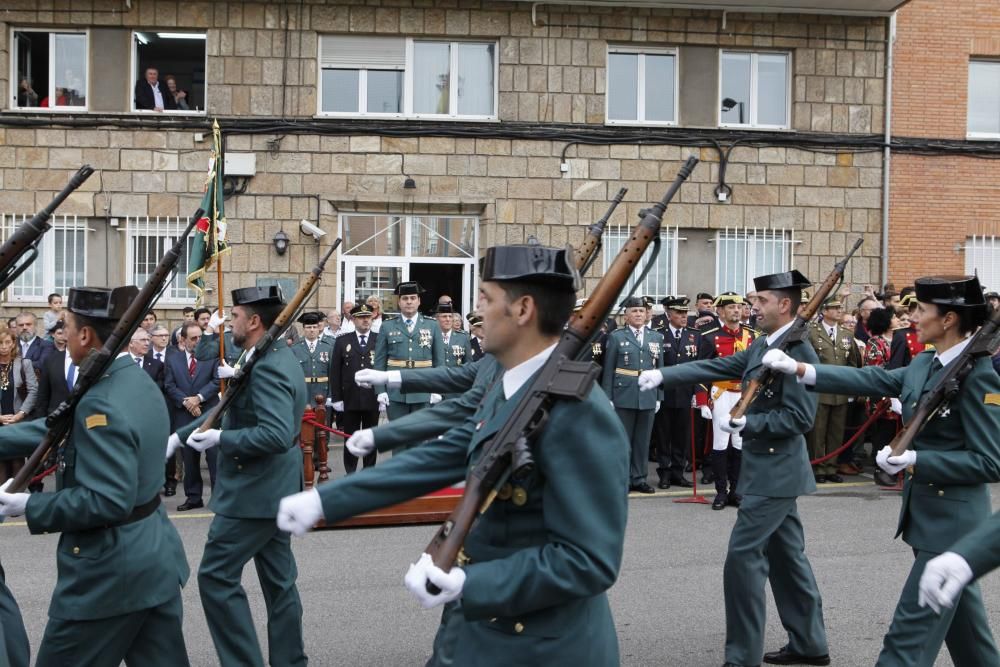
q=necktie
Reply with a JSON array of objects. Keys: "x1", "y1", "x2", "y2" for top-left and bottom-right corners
[
  {"x1": 155, "y1": 352, "x2": 162, "y2": 362},
  {"x1": 634, "y1": 328, "x2": 642, "y2": 347},
  {"x1": 930, "y1": 358, "x2": 943, "y2": 374},
  {"x1": 66, "y1": 363, "x2": 75, "y2": 391},
  {"x1": 674, "y1": 328, "x2": 682, "y2": 343},
  {"x1": 136, "y1": 356, "x2": 142, "y2": 367},
  {"x1": 188, "y1": 355, "x2": 197, "y2": 378},
  {"x1": 359, "y1": 335, "x2": 367, "y2": 349},
  {"x1": 405, "y1": 319, "x2": 414, "y2": 332}
]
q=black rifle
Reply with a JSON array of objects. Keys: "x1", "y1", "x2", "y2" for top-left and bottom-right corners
[
  {"x1": 9, "y1": 206, "x2": 204, "y2": 492},
  {"x1": 0, "y1": 165, "x2": 94, "y2": 291},
  {"x1": 423, "y1": 157, "x2": 698, "y2": 589}
]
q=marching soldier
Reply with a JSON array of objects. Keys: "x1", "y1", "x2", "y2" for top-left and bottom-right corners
[
  {"x1": 0, "y1": 561, "x2": 28, "y2": 667},
  {"x1": 651, "y1": 296, "x2": 701, "y2": 489},
  {"x1": 602, "y1": 296, "x2": 665, "y2": 494},
  {"x1": 888, "y1": 293, "x2": 925, "y2": 370},
  {"x1": 806, "y1": 298, "x2": 862, "y2": 483},
  {"x1": 467, "y1": 313, "x2": 485, "y2": 362},
  {"x1": 699, "y1": 292, "x2": 757, "y2": 509},
  {"x1": 0, "y1": 286, "x2": 190, "y2": 666},
  {"x1": 329, "y1": 303, "x2": 379, "y2": 474},
  {"x1": 767, "y1": 275, "x2": 1000, "y2": 667},
  {"x1": 373, "y1": 282, "x2": 445, "y2": 435},
  {"x1": 435, "y1": 304, "x2": 473, "y2": 399},
  {"x1": 639, "y1": 270, "x2": 829, "y2": 667},
  {"x1": 196, "y1": 308, "x2": 242, "y2": 367},
  {"x1": 169, "y1": 285, "x2": 308, "y2": 667},
  {"x1": 290, "y1": 311, "x2": 334, "y2": 403}
]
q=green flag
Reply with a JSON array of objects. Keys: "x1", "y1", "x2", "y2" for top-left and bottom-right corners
[{"x1": 187, "y1": 119, "x2": 229, "y2": 303}]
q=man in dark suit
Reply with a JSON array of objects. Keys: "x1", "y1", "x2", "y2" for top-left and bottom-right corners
[
  {"x1": 134, "y1": 66, "x2": 177, "y2": 111},
  {"x1": 125, "y1": 328, "x2": 164, "y2": 389},
  {"x1": 164, "y1": 322, "x2": 220, "y2": 510},
  {"x1": 15, "y1": 312, "x2": 54, "y2": 374},
  {"x1": 34, "y1": 339, "x2": 74, "y2": 418},
  {"x1": 329, "y1": 304, "x2": 379, "y2": 473}
]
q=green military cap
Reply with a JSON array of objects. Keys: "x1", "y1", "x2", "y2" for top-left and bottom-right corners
[
  {"x1": 713, "y1": 291, "x2": 744, "y2": 307},
  {"x1": 823, "y1": 297, "x2": 843, "y2": 309},
  {"x1": 620, "y1": 296, "x2": 646, "y2": 309},
  {"x1": 67, "y1": 286, "x2": 138, "y2": 320},
  {"x1": 232, "y1": 285, "x2": 284, "y2": 306},
  {"x1": 661, "y1": 295, "x2": 690, "y2": 312}
]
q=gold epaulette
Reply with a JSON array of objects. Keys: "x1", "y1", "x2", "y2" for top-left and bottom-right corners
[{"x1": 701, "y1": 327, "x2": 720, "y2": 335}]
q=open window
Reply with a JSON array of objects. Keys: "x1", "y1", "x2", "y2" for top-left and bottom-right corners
[
  {"x1": 11, "y1": 29, "x2": 88, "y2": 110},
  {"x1": 132, "y1": 31, "x2": 206, "y2": 113}
]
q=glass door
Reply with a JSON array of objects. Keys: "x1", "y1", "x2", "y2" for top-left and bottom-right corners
[{"x1": 342, "y1": 259, "x2": 407, "y2": 313}]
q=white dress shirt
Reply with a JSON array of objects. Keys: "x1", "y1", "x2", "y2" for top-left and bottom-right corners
[{"x1": 502, "y1": 343, "x2": 557, "y2": 399}]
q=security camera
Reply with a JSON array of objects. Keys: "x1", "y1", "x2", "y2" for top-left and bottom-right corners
[{"x1": 299, "y1": 219, "x2": 326, "y2": 241}]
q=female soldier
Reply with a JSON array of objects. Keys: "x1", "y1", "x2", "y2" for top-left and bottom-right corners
[{"x1": 762, "y1": 275, "x2": 1000, "y2": 667}]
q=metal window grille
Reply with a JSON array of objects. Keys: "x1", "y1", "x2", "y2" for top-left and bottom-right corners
[
  {"x1": 0, "y1": 213, "x2": 88, "y2": 301},
  {"x1": 965, "y1": 235, "x2": 1000, "y2": 291},
  {"x1": 125, "y1": 216, "x2": 195, "y2": 303},
  {"x1": 715, "y1": 227, "x2": 795, "y2": 294},
  {"x1": 602, "y1": 225, "x2": 679, "y2": 302}
]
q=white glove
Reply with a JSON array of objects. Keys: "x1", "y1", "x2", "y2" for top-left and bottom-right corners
[
  {"x1": 429, "y1": 393, "x2": 442, "y2": 405},
  {"x1": 188, "y1": 428, "x2": 221, "y2": 452},
  {"x1": 208, "y1": 309, "x2": 225, "y2": 331},
  {"x1": 722, "y1": 414, "x2": 746, "y2": 434},
  {"x1": 885, "y1": 449, "x2": 917, "y2": 473},
  {"x1": 356, "y1": 369, "x2": 389, "y2": 388},
  {"x1": 404, "y1": 553, "x2": 466, "y2": 609},
  {"x1": 165, "y1": 433, "x2": 182, "y2": 461},
  {"x1": 347, "y1": 429, "x2": 376, "y2": 457},
  {"x1": 0, "y1": 479, "x2": 29, "y2": 518},
  {"x1": 700, "y1": 405, "x2": 713, "y2": 420},
  {"x1": 331, "y1": 401, "x2": 345, "y2": 413},
  {"x1": 919, "y1": 552, "x2": 974, "y2": 614},
  {"x1": 890, "y1": 398, "x2": 903, "y2": 415},
  {"x1": 638, "y1": 370, "x2": 663, "y2": 391},
  {"x1": 762, "y1": 348, "x2": 798, "y2": 375},
  {"x1": 377, "y1": 392, "x2": 390, "y2": 408},
  {"x1": 276, "y1": 488, "x2": 324, "y2": 537},
  {"x1": 217, "y1": 361, "x2": 235, "y2": 379},
  {"x1": 325, "y1": 397, "x2": 334, "y2": 407},
  {"x1": 655, "y1": 401, "x2": 661, "y2": 412}
]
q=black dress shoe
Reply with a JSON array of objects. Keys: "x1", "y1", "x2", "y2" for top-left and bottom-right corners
[
  {"x1": 763, "y1": 645, "x2": 830, "y2": 666},
  {"x1": 657, "y1": 479, "x2": 671, "y2": 490},
  {"x1": 825, "y1": 473, "x2": 844, "y2": 483},
  {"x1": 712, "y1": 493, "x2": 727, "y2": 510},
  {"x1": 814, "y1": 475, "x2": 825, "y2": 484},
  {"x1": 727, "y1": 491, "x2": 742, "y2": 507},
  {"x1": 671, "y1": 477, "x2": 693, "y2": 488},
  {"x1": 163, "y1": 486, "x2": 176, "y2": 497},
  {"x1": 177, "y1": 500, "x2": 204, "y2": 512},
  {"x1": 630, "y1": 483, "x2": 656, "y2": 494}
]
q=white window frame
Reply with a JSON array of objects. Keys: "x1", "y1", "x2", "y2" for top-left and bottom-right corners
[
  {"x1": 605, "y1": 45, "x2": 679, "y2": 127},
  {"x1": 124, "y1": 216, "x2": 196, "y2": 304},
  {"x1": 8, "y1": 27, "x2": 89, "y2": 113},
  {"x1": 129, "y1": 31, "x2": 208, "y2": 115},
  {"x1": 0, "y1": 214, "x2": 89, "y2": 303},
  {"x1": 713, "y1": 227, "x2": 796, "y2": 295},
  {"x1": 967, "y1": 59, "x2": 1000, "y2": 140},
  {"x1": 965, "y1": 235, "x2": 1000, "y2": 291},
  {"x1": 317, "y1": 37, "x2": 499, "y2": 121},
  {"x1": 602, "y1": 225, "x2": 680, "y2": 302},
  {"x1": 718, "y1": 50, "x2": 792, "y2": 130}
]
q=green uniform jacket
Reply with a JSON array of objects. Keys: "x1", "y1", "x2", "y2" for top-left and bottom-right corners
[
  {"x1": 0, "y1": 356, "x2": 189, "y2": 621},
  {"x1": 806, "y1": 321, "x2": 862, "y2": 406},
  {"x1": 813, "y1": 352, "x2": 1000, "y2": 551},
  {"x1": 656, "y1": 335, "x2": 820, "y2": 498},
  {"x1": 951, "y1": 511, "x2": 1000, "y2": 578},
  {"x1": 195, "y1": 330, "x2": 242, "y2": 366},
  {"x1": 374, "y1": 357, "x2": 502, "y2": 452},
  {"x1": 601, "y1": 327, "x2": 665, "y2": 408},
  {"x1": 441, "y1": 331, "x2": 473, "y2": 369},
  {"x1": 374, "y1": 314, "x2": 445, "y2": 404},
  {"x1": 319, "y1": 370, "x2": 629, "y2": 665},
  {"x1": 177, "y1": 343, "x2": 307, "y2": 519},
  {"x1": 290, "y1": 337, "x2": 334, "y2": 403}
]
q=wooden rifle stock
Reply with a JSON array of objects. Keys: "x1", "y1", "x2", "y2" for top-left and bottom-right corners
[
  {"x1": 729, "y1": 237, "x2": 863, "y2": 424},
  {"x1": 888, "y1": 303, "x2": 1000, "y2": 456},
  {"x1": 0, "y1": 165, "x2": 94, "y2": 291},
  {"x1": 575, "y1": 187, "x2": 627, "y2": 275},
  {"x1": 424, "y1": 157, "x2": 698, "y2": 586},
  {"x1": 197, "y1": 238, "x2": 342, "y2": 432},
  {"x1": 9, "y1": 207, "x2": 203, "y2": 493}
]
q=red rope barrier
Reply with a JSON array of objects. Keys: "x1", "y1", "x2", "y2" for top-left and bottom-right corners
[
  {"x1": 809, "y1": 400, "x2": 892, "y2": 466},
  {"x1": 302, "y1": 419, "x2": 351, "y2": 440},
  {"x1": 30, "y1": 464, "x2": 57, "y2": 485}
]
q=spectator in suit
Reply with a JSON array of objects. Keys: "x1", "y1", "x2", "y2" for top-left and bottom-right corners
[
  {"x1": 0, "y1": 328, "x2": 38, "y2": 482},
  {"x1": 126, "y1": 328, "x2": 164, "y2": 390},
  {"x1": 34, "y1": 321, "x2": 74, "y2": 418},
  {"x1": 15, "y1": 312, "x2": 54, "y2": 374},
  {"x1": 134, "y1": 67, "x2": 176, "y2": 111},
  {"x1": 171, "y1": 307, "x2": 196, "y2": 347},
  {"x1": 329, "y1": 304, "x2": 379, "y2": 473},
  {"x1": 165, "y1": 322, "x2": 221, "y2": 510},
  {"x1": 148, "y1": 325, "x2": 173, "y2": 364}
]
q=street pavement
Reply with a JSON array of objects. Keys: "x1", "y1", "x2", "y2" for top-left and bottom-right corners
[{"x1": 2, "y1": 458, "x2": 998, "y2": 666}]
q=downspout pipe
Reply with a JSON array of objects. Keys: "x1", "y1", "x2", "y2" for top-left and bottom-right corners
[{"x1": 881, "y1": 12, "x2": 896, "y2": 288}]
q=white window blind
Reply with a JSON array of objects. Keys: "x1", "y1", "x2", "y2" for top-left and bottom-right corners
[
  {"x1": 0, "y1": 214, "x2": 88, "y2": 301},
  {"x1": 966, "y1": 235, "x2": 1000, "y2": 292},
  {"x1": 320, "y1": 35, "x2": 405, "y2": 70}
]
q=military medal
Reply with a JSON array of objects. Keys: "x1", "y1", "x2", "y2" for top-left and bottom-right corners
[
  {"x1": 452, "y1": 344, "x2": 465, "y2": 359},
  {"x1": 497, "y1": 483, "x2": 513, "y2": 501},
  {"x1": 511, "y1": 487, "x2": 528, "y2": 506},
  {"x1": 419, "y1": 329, "x2": 432, "y2": 348},
  {"x1": 648, "y1": 342, "x2": 659, "y2": 360}
]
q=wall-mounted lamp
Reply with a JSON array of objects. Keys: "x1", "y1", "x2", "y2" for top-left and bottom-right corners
[
  {"x1": 273, "y1": 229, "x2": 289, "y2": 255},
  {"x1": 403, "y1": 173, "x2": 417, "y2": 189}
]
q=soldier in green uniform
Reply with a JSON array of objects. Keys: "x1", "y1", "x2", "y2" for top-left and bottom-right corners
[
  {"x1": 168, "y1": 285, "x2": 308, "y2": 667},
  {"x1": 277, "y1": 243, "x2": 629, "y2": 666},
  {"x1": 195, "y1": 308, "x2": 242, "y2": 367},
  {"x1": 374, "y1": 281, "x2": 445, "y2": 430},
  {"x1": 805, "y1": 297, "x2": 862, "y2": 483},
  {"x1": 434, "y1": 303, "x2": 473, "y2": 399},
  {"x1": 0, "y1": 561, "x2": 29, "y2": 667},
  {"x1": 765, "y1": 275, "x2": 1000, "y2": 667},
  {"x1": 468, "y1": 314, "x2": 485, "y2": 361},
  {"x1": 0, "y1": 286, "x2": 190, "y2": 667},
  {"x1": 920, "y1": 510, "x2": 1000, "y2": 616},
  {"x1": 602, "y1": 296, "x2": 664, "y2": 494},
  {"x1": 290, "y1": 311, "x2": 334, "y2": 405},
  {"x1": 639, "y1": 270, "x2": 829, "y2": 667}
]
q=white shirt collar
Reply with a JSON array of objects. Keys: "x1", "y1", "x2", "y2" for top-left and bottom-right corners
[
  {"x1": 935, "y1": 336, "x2": 971, "y2": 367},
  {"x1": 766, "y1": 319, "x2": 797, "y2": 346},
  {"x1": 21, "y1": 337, "x2": 35, "y2": 348},
  {"x1": 502, "y1": 343, "x2": 557, "y2": 400}
]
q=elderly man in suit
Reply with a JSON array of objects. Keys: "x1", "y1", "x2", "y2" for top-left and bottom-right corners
[
  {"x1": 134, "y1": 66, "x2": 176, "y2": 111},
  {"x1": 15, "y1": 312, "x2": 53, "y2": 374},
  {"x1": 165, "y1": 322, "x2": 220, "y2": 511}
]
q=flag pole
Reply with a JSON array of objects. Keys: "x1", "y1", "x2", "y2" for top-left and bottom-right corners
[{"x1": 213, "y1": 119, "x2": 226, "y2": 392}]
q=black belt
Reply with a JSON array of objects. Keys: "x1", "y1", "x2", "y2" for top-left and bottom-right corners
[{"x1": 100, "y1": 495, "x2": 162, "y2": 530}]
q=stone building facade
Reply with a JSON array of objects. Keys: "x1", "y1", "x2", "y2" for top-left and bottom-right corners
[{"x1": 0, "y1": 0, "x2": 891, "y2": 324}]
